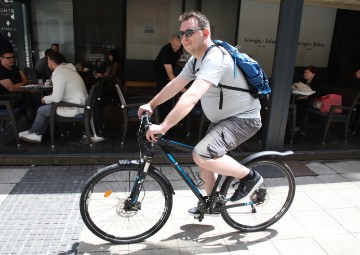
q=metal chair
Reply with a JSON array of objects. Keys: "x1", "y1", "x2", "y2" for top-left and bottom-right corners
[
  {"x1": 303, "y1": 86, "x2": 360, "y2": 144},
  {"x1": 115, "y1": 84, "x2": 159, "y2": 145},
  {"x1": 49, "y1": 83, "x2": 100, "y2": 148},
  {"x1": 287, "y1": 104, "x2": 297, "y2": 144},
  {"x1": 0, "y1": 96, "x2": 28, "y2": 147}
]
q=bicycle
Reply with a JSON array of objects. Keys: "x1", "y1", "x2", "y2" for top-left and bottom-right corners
[{"x1": 80, "y1": 113, "x2": 296, "y2": 244}]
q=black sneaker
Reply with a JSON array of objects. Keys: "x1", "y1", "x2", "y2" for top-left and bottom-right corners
[
  {"x1": 230, "y1": 171, "x2": 263, "y2": 203},
  {"x1": 188, "y1": 198, "x2": 206, "y2": 217},
  {"x1": 188, "y1": 207, "x2": 203, "y2": 217}
]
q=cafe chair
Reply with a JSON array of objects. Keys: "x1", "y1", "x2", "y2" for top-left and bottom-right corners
[
  {"x1": 50, "y1": 83, "x2": 100, "y2": 148},
  {"x1": 303, "y1": 86, "x2": 360, "y2": 144},
  {"x1": 115, "y1": 84, "x2": 159, "y2": 145},
  {"x1": 0, "y1": 97, "x2": 28, "y2": 147},
  {"x1": 287, "y1": 104, "x2": 297, "y2": 144},
  {"x1": 186, "y1": 102, "x2": 210, "y2": 142}
]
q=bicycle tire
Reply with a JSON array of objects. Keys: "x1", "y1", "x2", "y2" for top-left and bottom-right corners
[
  {"x1": 80, "y1": 163, "x2": 173, "y2": 244},
  {"x1": 220, "y1": 159, "x2": 295, "y2": 232}
]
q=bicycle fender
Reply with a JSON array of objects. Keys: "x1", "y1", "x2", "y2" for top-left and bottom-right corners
[
  {"x1": 117, "y1": 160, "x2": 175, "y2": 195},
  {"x1": 118, "y1": 159, "x2": 142, "y2": 167},
  {"x1": 240, "y1": 150, "x2": 294, "y2": 166}
]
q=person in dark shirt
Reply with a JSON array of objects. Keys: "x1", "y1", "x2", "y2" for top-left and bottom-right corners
[
  {"x1": 294, "y1": 65, "x2": 330, "y2": 130},
  {"x1": 153, "y1": 33, "x2": 183, "y2": 119},
  {"x1": 0, "y1": 50, "x2": 28, "y2": 95},
  {"x1": 51, "y1": 43, "x2": 60, "y2": 52},
  {"x1": 153, "y1": 33, "x2": 183, "y2": 92},
  {"x1": 0, "y1": 49, "x2": 32, "y2": 114},
  {"x1": 34, "y1": 48, "x2": 53, "y2": 80},
  {"x1": 95, "y1": 49, "x2": 121, "y2": 82}
]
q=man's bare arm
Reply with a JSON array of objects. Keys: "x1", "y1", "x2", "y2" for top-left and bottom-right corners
[{"x1": 164, "y1": 64, "x2": 176, "y2": 81}]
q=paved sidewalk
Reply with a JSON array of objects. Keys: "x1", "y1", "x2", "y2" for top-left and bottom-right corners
[{"x1": 0, "y1": 160, "x2": 360, "y2": 254}]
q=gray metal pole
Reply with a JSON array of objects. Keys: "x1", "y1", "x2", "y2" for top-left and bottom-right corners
[{"x1": 263, "y1": 0, "x2": 304, "y2": 151}]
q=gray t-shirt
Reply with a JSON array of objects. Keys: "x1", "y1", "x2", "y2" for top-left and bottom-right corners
[{"x1": 180, "y1": 45, "x2": 261, "y2": 123}]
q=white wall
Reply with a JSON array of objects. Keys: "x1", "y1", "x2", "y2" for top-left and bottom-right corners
[
  {"x1": 126, "y1": 0, "x2": 182, "y2": 60},
  {"x1": 238, "y1": 0, "x2": 336, "y2": 76}
]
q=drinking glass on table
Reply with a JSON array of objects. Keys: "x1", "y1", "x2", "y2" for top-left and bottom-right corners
[{"x1": 38, "y1": 79, "x2": 44, "y2": 87}]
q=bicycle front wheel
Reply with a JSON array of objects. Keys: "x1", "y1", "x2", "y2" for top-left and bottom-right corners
[
  {"x1": 80, "y1": 164, "x2": 173, "y2": 244},
  {"x1": 220, "y1": 159, "x2": 295, "y2": 232}
]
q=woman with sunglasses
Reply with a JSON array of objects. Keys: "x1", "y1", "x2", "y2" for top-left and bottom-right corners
[{"x1": 138, "y1": 11, "x2": 263, "y2": 217}]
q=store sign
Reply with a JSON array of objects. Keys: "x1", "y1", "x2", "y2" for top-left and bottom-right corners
[
  {"x1": 0, "y1": 0, "x2": 16, "y2": 52},
  {"x1": 238, "y1": 0, "x2": 336, "y2": 75}
]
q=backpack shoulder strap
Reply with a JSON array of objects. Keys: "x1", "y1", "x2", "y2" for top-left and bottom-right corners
[
  {"x1": 192, "y1": 44, "x2": 217, "y2": 74},
  {"x1": 191, "y1": 42, "x2": 250, "y2": 110}
]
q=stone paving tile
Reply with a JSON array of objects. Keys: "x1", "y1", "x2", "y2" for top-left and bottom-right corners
[
  {"x1": 1, "y1": 160, "x2": 360, "y2": 254},
  {"x1": 0, "y1": 165, "x2": 98, "y2": 255}
]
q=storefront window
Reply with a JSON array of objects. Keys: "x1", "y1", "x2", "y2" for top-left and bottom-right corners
[{"x1": 30, "y1": 0, "x2": 75, "y2": 63}]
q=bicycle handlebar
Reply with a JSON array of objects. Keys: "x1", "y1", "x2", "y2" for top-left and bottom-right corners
[
  {"x1": 139, "y1": 112, "x2": 163, "y2": 141},
  {"x1": 140, "y1": 112, "x2": 152, "y2": 128}
]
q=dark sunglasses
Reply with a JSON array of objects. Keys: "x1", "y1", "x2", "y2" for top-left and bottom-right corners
[{"x1": 177, "y1": 28, "x2": 204, "y2": 40}]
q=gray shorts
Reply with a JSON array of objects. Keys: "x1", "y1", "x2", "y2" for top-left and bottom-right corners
[{"x1": 193, "y1": 117, "x2": 262, "y2": 159}]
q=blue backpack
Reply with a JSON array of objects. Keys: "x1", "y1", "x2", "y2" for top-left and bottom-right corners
[{"x1": 193, "y1": 40, "x2": 271, "y2": 109}]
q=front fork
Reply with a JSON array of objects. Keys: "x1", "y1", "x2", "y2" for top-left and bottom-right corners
[{"x1": 127, "y1": 148, "x2": 155, "y2": 209}]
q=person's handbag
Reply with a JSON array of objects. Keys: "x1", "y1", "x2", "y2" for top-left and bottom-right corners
[{"x1": 313, "y1": 94, "x2": 342, "y2": 113}]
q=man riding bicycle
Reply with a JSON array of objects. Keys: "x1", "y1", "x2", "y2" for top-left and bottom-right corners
[{"x1": 138, "y1": 11, "x2": 263, "y2": 217}]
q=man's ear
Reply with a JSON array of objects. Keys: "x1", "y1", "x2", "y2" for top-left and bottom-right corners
[{"x1": 203, "y1": 28, "x2": 210, "y2": 39}]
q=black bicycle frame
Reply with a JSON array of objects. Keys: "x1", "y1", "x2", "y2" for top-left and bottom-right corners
[
  {"x1": 157, "y1": 138, "x2": 210, "y2": 205},
  {"x1": 129, "y1": 137, "x2": 214, "y2": 208},
  {"x1": 155, "y1": 138, "x2": 260, "y2": 211}
]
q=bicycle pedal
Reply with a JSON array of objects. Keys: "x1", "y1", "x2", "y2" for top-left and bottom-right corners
[
  {"x1": 194, "y1": 215, "x2": 204, "y2": 222},
  {"x1": 251, "y1": 188, "x2": 267, "y2": 202}
]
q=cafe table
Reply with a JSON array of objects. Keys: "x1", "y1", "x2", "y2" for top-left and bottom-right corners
[{"x1": 20, "y1": 84, "x2": 52, "y2": 97}]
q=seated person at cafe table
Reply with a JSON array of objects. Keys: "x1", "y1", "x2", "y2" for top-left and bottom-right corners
[
  {"x1": 293, "y1": 65, "x2": 329, "y2": 129},
  {"x1": 0, "y1": 50, "x2": 29, "y2": 95},
  {"x1": 94, "y1": 49, "x2": 122, "y2": 99},
  {"x1": 35, "y1": 48, "x2": 53, "y2": 80},
  {"x1": 0, "y1": 48, "x2": 32, "y2": 114},
  {"x1": 51, "y1": 43, "x2": 60, "y2": 52},
  {"x1": 19, "y1": 51, "x2": 88, "y2": 143},
  {"x1": 94, "y1": 49, "x2": 121, "y2": 82}
]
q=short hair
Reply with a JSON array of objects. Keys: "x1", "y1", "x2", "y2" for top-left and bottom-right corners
[
  {"x1": 44, "y1": 48, "x2": 53, "y2": 56},
  {"x1": 51, "y1": 43, "x2": 59, "y2": 48},
  {"x1": 0, "y1": 48, "x2": 14, "y2": 57},
  {"x1": 48, "y1": 51, "x2": 66, "y2": 65},
  {"x1": 178, "y1": 11, "x2": 210, "y2": 30}
]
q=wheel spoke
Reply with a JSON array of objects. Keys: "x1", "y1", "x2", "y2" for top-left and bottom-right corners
[
  {"x1": 80, "y1": 166, "x2": 172, "y2": 243},
  {"x1": 220, "y1": 160, "x2": 295, "y2": 232}
]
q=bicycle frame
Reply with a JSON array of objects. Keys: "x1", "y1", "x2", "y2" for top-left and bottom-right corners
[
  {"x1": 157, "y1": 138, "x2": 213, "y2": 207},
  {"x1": 128, "y1": 137, "x2": 211, "y2": 210},
  {"x1": 128, "y1": 113, "x2": 294, "y2": 213}
]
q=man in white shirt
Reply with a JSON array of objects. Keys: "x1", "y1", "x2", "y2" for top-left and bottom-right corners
[{"x1": 19, "y1": 51, "x2": 88, "y2": 143}]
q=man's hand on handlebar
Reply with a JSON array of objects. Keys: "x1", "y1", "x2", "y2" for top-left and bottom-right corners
[
  {"x1": 138, "y1": 104, "x2": 164, "y2": 142},
  {"x1": 146, "y1": 124, "x2": 165, "y2": 142},
  {"x1": 138, "y1": 103, "x2": 153, "y2": 119}
]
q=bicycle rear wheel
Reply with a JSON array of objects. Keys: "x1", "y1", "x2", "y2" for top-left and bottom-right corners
[
  {"x1": 220, "y1": 159, "x2": 295, "y2": 232},
  {"x1": 80, "y1": 164, "x2": 173, "y2": 244}
]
